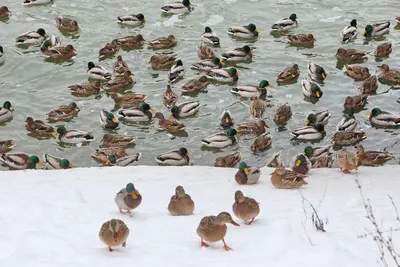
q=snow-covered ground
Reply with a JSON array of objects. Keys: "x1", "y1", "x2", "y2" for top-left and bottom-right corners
[{"x1": 1, "y1": 165, "x2": 400, "y2": 267}]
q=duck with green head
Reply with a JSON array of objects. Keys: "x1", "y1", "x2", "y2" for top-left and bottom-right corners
[
  {"x1": 170, "y1": 100, "x2": 200, "y2": 118},
  {"x1": 202, "y1": 128, "x2": 239, "y2": 149},
  {"x1": 105, "y1": 153, "x2": 142, "y2": 167},
  {"x1": 15, "y1": 28, "x2": 47, "y2": 46},
  {"x1": 363, "y1": 22, "x2": 390, "y2": 38},
  {"x1": 161, "y1": 0, "x2": 192, "y2": 15},
  {"x1": 192, "y1": 57, "x2": 224, "y2": 71},
  {"x1": 337, "y1": 108, "x2": 357, "y2": 132},
  {"x1": 265, "y1": 151, "x2": 284, "y2": 168},
  {"x1": 155, "y1": 147, "x2": 191, "y2": 166},
  {"x1": 290, "y1": 153, "x2": 312, "y2": 175},
  {"x1": 227, "y1": 23, "x2": 259, "y2": 39},
  {"x1": 291, "y1": 124, "x2": 326, "y2": 142},
  {"x1": 43, "y1": 153, "x2": 73, "y2": 169},
  {"x1": 271, "y1": 13, "x2": 298, "y2": 31},
  {"x1": 301, "y1": 79, "x2": 323, "y2": 99},
  {"x1": 118, "y1": 102, "x2": 154, "y2": 122},
  {"x1": 221, "y1": 45, "x2": 252, "y2": 62},
  {"x1": 202, "y1": 26, "x2": 220, "y2": 46},
  {"x1": 305, "y1": 110, "x2": 331, "y2": 126},
  {"x1": 0, "y1": 101, "x2": 13, "y2": 123},
  {"x1": 231, "y1": 80, "x2": 272, "y2": 99},
  {"x1": 369, "y1": 107, "x2": 400, "y2": 128},
  {"x1": 117, "y1": 13, "x2": 146, "y2": 26},
  {"x1": 340, "y1": 19, "x2": 358, "y2": 42},
  {"x1": 219, "y1": 110, "x2": 235, "y2": 128},
  {"x1": 100, "y1": 109, "x2": 119, "y2": 129},
  {"x1": 56, "y1": 125, "x2": 95, "y2": 144},
  {"x1": 235, "y1": 162, "x2": 261, "y2": 185},
  {"x1": 206, "y1": 67, "x2": 239, "y2": 83},
  {"x1": 307, "y1": 62, "x2": 327, "y2": 82},
  {"x1": 0, "y1": 153, "x2": 44, "y2": 170},
  {"x1": 303, "y1": 145, "x2": 332, "y2": 164},
  {"x1": 115, "y1": 183, "x2": 142, "y2": 216}
]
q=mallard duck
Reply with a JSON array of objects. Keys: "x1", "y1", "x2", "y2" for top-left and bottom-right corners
[
  {"x1": 154, "y1": 112, "x2": 185, "y2": 133},
  {"x1": 221, "y1": 45, "x2": 252, "y2": 62},
  {"x1": 277, "y1": 64, "x2": 300, "y2": 83},
  {"x1": 355, "y1": 144, "x2": 392, "y2": 166},
  {"x1": 181, "y1": 76, "x2": 209, "y2": 93},
  {"x1": 92, "y1": 147, "x2": 127, "y2": 164},
  {"x1": 291, "y1": 125, "x2": 326, "y2": 142},
  {"x1": 271, "y1": 13, "x2": 298, "y2": 31},
  {"x1": 206, "y1": 68, "x2": 239, "y2": 83},
  {"x1": 99, "y1": 40, "x2": 120, "y2": 58},
  {"x1": 287, "y1": 34, "x2": 316, "y2": 46},
  {"x1": 345, "y1": 64, "x2": 370, "y2": 80},
  {"x1": 103, "y1": 71, "x2": 134, "y2": 91},
  {"x1": 105, "y1": 153, "x2": 141, "y2": 167},
  {"x1": 375, "y1": 42, "x2": 392, "y2": 57},
  {"x1": 170, "y1": 100, "x2": 200, "y2": 118},
  {"x1": 219, "y1": 110, "x2": 235, "y2": 128},
  {"x1": 290, "y1": 154, "x2": 312, "y2": 174},
  {"x1": 196, "y1": 212, "x2": 239, "y2": 251},
  {"x1": 155, "y1": 147, "x2": 191, "y2": 166},
  {"x1": 0, "y1": 153, "x2": 44, "y2": 170},
  {"x1": 231, "y1": 80, "x2": 271, "y2": 99},
  {"x1": 46, "y1": 102, "x2": 79, "y2": 121},
  {"x1": 332, "y1": 131, "x2": 366, "y2": 147},
  {"x1": 148, "y1": 35, "x2": 177, "y2": 50},
  {"x1": 369, "y1": 107, "x2": 400, "y2": 128},
  {"x1": 0, "y1": 101, "x2": 13, "y2": 123},
  {"x1": 363, "y1": 22, "x2": 390, "y2": 38},
  {"x1": 22, "y1": 0, "x2": 53, "y2": 6},
  {"x1": 251, "y1": 132, "x2": 272, "y2": 152},
  {"x1": 87, "y1": 62, "x2": 112, "y2": 81},
  {"x1": 343, "y1": 94, "x2": 368, "y2": 112},
  {"x1": 56, "y1": 126, "x2": 95, "y2": 144},
  {"x1": 42, "y1": 154, "x2": 73, "y2": 169},
  {"x1": 266, "y1": 151, "x2": 284, "y2": 168},
  {"x1": 378, "y1": 64, "x2": 400, "y2": 84},
  {"x1": 337, "y1": 109, "x2": 357, "y2": 132},
  {"x1": 55, "y1": 16, "x2": 79, "y2": 32},
  {"x1": 115, "y1": 35, "x2": 145, "y2": 49},
  {"x1": 0, "y1": 6, "x2": 10, "y2": 19},
  {"x1": 100, "y1": 109, "x2": 119, "y2": 129},
  {"x1": 227, "y1": 23, "x2": 258, "y2": 39},
  {"x1": 312, "y1": 153, "x2": 334, "y2": 169},
  {"x1": 214, "y1": 151, "x2": 240, "y2": 168},
  {"x1": 336, "y1": 48, "x2": 367, "y2": 62},
  {"x1": 168, "y1": 186, "x2": 195, "y2": 216},
  {"x1": 235, "y1": 162, "x2": 263, "y2": 185},
  {"x1": 359, "y1": 76, "x2": 378, "y2": 94},
  {"x1": 270, "y1": 166, "x2": 307, "y2": 189},
  {"x1": 301, "y1": 79, "x2": 323, "y2": 99},
  {"x1": 336, "y1": 150, "x2": 358, "y2": 173},
  {"x1": 0, "y1": 140, "x2": 16, "y2": 153},
  {"x1": 114, "y1": 183, "x2": 142, "y2": 215},
  {"x1": 109, "y1": 92, "x2": 147, "y2": 106},
  {"x1": 0, "y1": 46, "x2": 4, "y2": 65},
  {"x1": 340, "y1": 19, "x2": 358, "y2": 42},
  {"x1": 192, "y1": 57, "x2": 223, "y2": 71},
  {"x1": 113, "y1": 55, "x2": 130, "y2": 76},
  {"x1": 162, "y1": 85, "x2": 178, "y2": 108},
  {"x1": 307, "y1": 62, "x2": 327, "y2": 82},
  {"x1": 68, "y1": 81, "x2": 101, "y2": 96},
  {"x1": 117, "y1": 13, "x2": 145, "y2": 26},
  {"x1": 201, "y1": 128, "x2": 239, "y2": 149},
  {"x1": 40, "y1": 35, "x2": 61, "y2": 52},
  {"x1": 250, "y1": 96, "x2": 265, "y2": 118},
  {"x1": 274, "y1": 103, "x2": 292, "y2": 125},
  {"x1": 100, "y1": 134, "x2": 135, "y2": 148},
  {"x1": 303, "y1": 145, "x2": 332, "y2": 163},
  {"x1": 232, "y1": 191, "x2": 260, "y2": 225},
  {"x1": 168, "y1": 59, "x2": 185, "y2": 83},
  {"x1": 42, "y1": 44, "x2": 77, "y2": 60},
  {"x1": 197, "y1": 44, "x2": 215, "y2": 60},
  {"x1": 161, "y1": 0, "x2": 192, "y2": 15},
  {"x1": 118, "y1": 102, "x2": 154, "y2": 122},
  {"x1": 15, "y1": 28, "x2": 47, "y2": 46},
  {"x1": 236, "y1": 120, "x2": 268, "y2": 135},
  {"x1": 202, "y1": 26, "x2": 220, "y2": 46},
  {"x1": 99, "y1": 219, "x2": 129, "y2": 252},
  {"x1": 25, "y1": 117, "x2": 55, "y2": 136},
  {"x1": 305, "y1": 110, "x2": 331, "y2": 126},
  {"x1": 149, "y1": 54, "x2": 177, "y2": 69}
]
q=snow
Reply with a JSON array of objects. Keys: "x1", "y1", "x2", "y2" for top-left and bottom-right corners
[{"x1": 1, "y1": 165, "x2": 400, "y2": 267}]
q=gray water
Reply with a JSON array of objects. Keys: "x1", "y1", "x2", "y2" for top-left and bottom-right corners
[{"x1": 1, "y1": 0, "x2": 400, "y2": 169}]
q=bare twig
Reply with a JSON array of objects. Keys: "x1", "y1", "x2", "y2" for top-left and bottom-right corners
[{"x1": 299, "y1": 190, "x2": 328, "y2": 233}]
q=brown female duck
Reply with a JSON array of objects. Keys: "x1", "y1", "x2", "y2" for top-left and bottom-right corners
[
  {"x1": 236, "y1": 120, "x2": 268, "y2": 135},
  {"x1": 336, "y1": 48, "x2": 367, "y2": 62},
  {"x1": 103, "y1": 70, "x2": 134, "y2": 91},
  {"x1": 99, "y1": 40, "x2": 120, "y2": 58},
  {"x1": 149, "y1": 54, "x2": 177, "y2": 69},
  {"x1": 251, "y1": 132, "x2": 272, "y2": 152},
  {"x1": 109, "y1": 92, "x2": 147, "y2": 106},
  {"x1": 345, "y1": 64, "x2": 370, "y2": 80},
  {"x1": 148, "y1": 35, "x2": 177, "y2": 49},
  {"x1": 197, "y1": 44, "x2": 215, "y2": 60},
  {"x1": 25, "y1": 117, "x2": 55, "y2": 136},
  {"x1": 286, "y1": 33, "x2": 316, "y2": 46},
  {"x1": 55, "y1": 16, "x2": 79, "y2": 32},
  {"x1": 270, "y1": 166, "x2": 307, "y2": 189},
  {"x1": 168, "y1": 186, "x2": 195, "y2": 216},
  {"x1": 343, "y1": 94, "x2": 368, "y2": 112},
  {"x1": 214, "y1": 151, "x2": 240, "y2": 168},
  {"x1": 0, "y1": 6, "x2": 11, "y2": 19},
  {"x1": 68, "y1": 81, "x2": 101, "y2": 96},
  {"x1": 274, "y1": 103, "x2": 292, "y2": 125},
  {"x1": 232, "y1": 190, "x2": 260, "y2": 225},
  {"x1": 116, "y1": 34, "x2": 145, "y2": 49},
  {"x1": 100, "y1": 134, "x2": 135, "y2": 148},
  {"x1": 336, "y1": 150, "x2": 358, "y2": 173},
  {"x1": 355, "y1": 144, "x2": 392, "y2": 166},
  {"x1": 359, "y1": 76, "x2": 378, "y2": 94},
  {"x1": 250, "y1": 96, "x2": 265, "y2": 118},
  {"x1": 113, "y1": 55, "x2": 130, "y2": 76},
  {"x1": 277, "y1": 64, "x2": 300, "y2": 84},
  {"x1": 46, "y1": 102, "x2": 80, "y2": 121},
  {"x1": 154, "y1": 112, "x2": 185, "y2": 133},
  {"x1": 0, "y1": 139, "x2": 16, "y2": 153},
  {"x1": 99, "y1": 219, "x2": 129, "y2": 252},
  {"x1": 42, "y1": 45, "x2": 77, "y2": 60},
  {"x1": 375, "y1": 42, "x2": 392, "y2": 57},
  {"x1": 378, "y1": 64, "x2": 400, "y2": 84},
  {"x1": 181, "y1": 76, "x2": 209, "y2": 93},
  {"x1": 162, "y1": 85, "x2": 178, "y2": 108}
]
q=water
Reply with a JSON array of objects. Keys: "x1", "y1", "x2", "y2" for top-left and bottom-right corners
[{"x1": 0, "y1": 0, "x2": 399, "y2": 169}]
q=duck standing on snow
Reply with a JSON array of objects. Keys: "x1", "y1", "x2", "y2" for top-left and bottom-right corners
[
  {"x1": 270, "y1": 166, "x2": 307, "y2": 189},
  {"x1": 355, "y1": 145, "x2": 392, "y2": 166},
  {"x1": 221, "y1": 45, "x2": 252, "y2": 62},
  {"x1": 202, "y1": 128, "x2": 239, "y2": 149},
  {"x1": 232, "y1": 190, "x2": 260, "y2": 225},
  {"x1": 307, "y1": 62, "x2": 327, "y2": 82},
  {"x1": 0, "y1": 153, "x2": 44, "y2": 170},
  {"x1": 231, "y1": 80, "x2": 271, "y2": 99},
  {"x1": 202, "y1": 27, "x2": 220, "y2": 46},
  {"x1": 25, "y1": 117, "x2": 55, "y2": 137},
  {"x1": 118, "y1": 103, "x2": 154, "y2": 122},
  {"x1": 290, "y1": 154, "x2": 312, "y2": 175},
  {"x1": 168, "y1": 186, "x2": 195, "y2": 216},
  {"x1": 117, "y1": 13, "x2": 146, "y2": 26},
  {"x1": 340, "y1": 19, "x2": 358, "y2": 42},
  {"x1": 219, "y1": 110, "x2": 235, "y2": 128},
  {"x1": 56, "y1": 126, "x2": 95, "y2": 144},
  {"x1": 369, "y1": 107, "x2": 400, "y2": 128},
  {"x1": 46, "y1": 102, "x2": 80, "y2": 121},
  {"x1": 115, "y1": 183, "x2": 142, "y2": 215},
  {"x1": 378, "y1": 64, "x2": 400, "y2": 84},
  {"x1": 15, "y1": 28, "x2": 47, "y2": 46},
  {"x1": 43, "y1": 154, "x2": 73, "y2": 169},
  {"x1": 155, "y1": 147, "x2": 191, "y2": 166},
  {"x1": 87, "y1": 62, "x2": 112, "y2": 81},
  {"x1": 170, "y1": 101, "x2": 200, "y2": 118},
  {"x1": 99, "y1": 219, "x2": 129, "y2": 252},
  {"x1": 206, "y1": 68, "x2": 239, "y2": 83},
  {"x1": 0, "y1": 101, "x2": 13, "y2": 123},
  {"x1": 161, "y1": 0, "x2": 192, "y2": 15},
  {"x1": 277, "y1": 64, "x2": 300, "y2": 84},
  {"x1": 227, "y1": 23, "x2": 259, "y2": 39},
  {"x1": 234, "y1": 162, "x2": 261, "y2": 185},
  {"x1": 100, "y1": 109, "x2": 119, "y2": 129},
  {"x1": 336, "y1": 150, "x2": 358, "y2": 174},
  {"x1": 214, "y1": 151, "x2": 240, "y2": 168},
  {"x1": 55, "y1": 16, "x2": 79, "y2": 32},
  {"x1": 271, "y1": 13, "x2": 298, "y2": 31},
  {"x1": 363, "y1": 22, "x2": 390, "y2": 38},
  {"x1": 168, "y1": 60, "x2": 185, "y2": 83}
]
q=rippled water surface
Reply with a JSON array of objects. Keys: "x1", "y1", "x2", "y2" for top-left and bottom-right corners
[{"x1": 1, "y1": 0, "x2": 400, "y2": 169}]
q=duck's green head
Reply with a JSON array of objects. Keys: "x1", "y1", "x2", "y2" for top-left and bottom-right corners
[
  {"x1": 212, "y1": 57, "x2": 221, "y2": 65},
  {"x1": 295, "y1": 154, "x2": 307, "y2": 167},
  {"x1": 247, "y1": 23, "x2": 257, "y2": 33},
  {"x1": 107, "y1": 112, "x2": 117, "y2": 123},
  {"x1": 182, "y1": 0, "x2": 191, "y2": 7},
  {"x1": 204, "y1": 26, "x2": 212, "y2": 33},
  {"x1": 171, "y1": 105, "x2": 179, "y2": 117},
  {"x1": 126, "y1": 183, "x2": 139, "y2": 199},
  {"x1": 239, "y1": 162, "x2": 249, "y2": 175},
  {"x1": 289, "y1": 13, "x2": 297, "y2": 21},
  {"x1": 344, "y1": 108, "x2": 354, "y2": 117},
  {"x1": 27, "y1": 155, "x2": 43, "y2": 168},
  {"x1": 311, "y1": 84, "x2": 322, "y2": 98},
  {"x1": 363, "y1": 25, "x2": 373, "y2": 36},
  {"x1": 57, "y1": 126, "x2": 67, "y2": 135},
  {"x1": 304, "y1": 146, "x2": 313, "y2": 157},
  {"x1": 178, "y1": 147, "x2": 191, "y2": 156},
  {"x1": 108, "y1": 154, "x2": 117, "y2": 164},
  {"x1": 259, "y1": 80, "x2": 272, "y2": 88},
  {"x1": 3, "y1": 101, "x2": 12, "y2": 110},
  {"x1": 37, "y1": 28, "x2": 47, "y2": 37},
  {"x1": 369, "y1": 108, "x2": 382, "y2": 116},
  {"x1": 60, "y1": 159, "x2": 71, "y2": 169},
  {"x1": 267, "y1": 163, "x2": 273, "y2": 167},
  {"x1": 227, "y1": 68, "x2": 238, "y2": 77},
  {"x1": 88, "y1": 61, "x2": 95, "y2": 70},
  {"x1": 317, "y1": 66, "x2": 327, "y2": 80},
  {"x1": 227, "y1": 128, "x2": 238, "y2": 137},
  {"x1": 0, "y1": 46, "x2": 3, "y2": 53},
  {"x1": 140, "y1": 102, "x2": 152, "y2": 112},
  {"x1": 350, "y1": 19, "x2": 357, "y2": 27},
  {"x1": 242, "y1": 45, "x2": 251, "y2": 53},
  {"x1": 305, "y1": 114, "x2": 316, "y2": 125},
  {"x1": 136, "y1": 13, "x2": 145, "y2": 21}
]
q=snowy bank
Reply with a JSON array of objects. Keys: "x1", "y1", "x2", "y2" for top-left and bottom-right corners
[{"x1": 1, "y1": 165, "x2": 400, "y2": 267}]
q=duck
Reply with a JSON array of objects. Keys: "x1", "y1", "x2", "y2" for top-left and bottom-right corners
[
  {"x1": 0, "y1": 101, "x2": 13, "y2": 122},
  {"x1": 15, "y1": 28, "x2": 47, "y2": 46},
  {"x1": 149, "y1": 54, "x2": 177, "y2": 69},
  {"x1": 148, "y1": 35, "x2": 177, "y2": 50},
  {"x1": 202, "y1": 26, "x2": 220, "y2": 46},
  {"x1": 99, "y1": 40, "x2": 120, "y2": 58},
  {"x1": 118, "y1": 102, "x2": 154, "y2": 122},
  {"x1": 100, "y1": 109, "x2": 119, "y2": 129},
  {"x1": 286, "y1": 34, "x2": 316, "y2": 46},
  {"x1": 270, "y1": 166, "x2": 307, "y2": 189},
  {"x1": 291, "y1": 125, "x2": 326, "y2": 142},
  {"x1": 331, "y1": 131, "x2": 367, "y2": 147},
  {"x1": 56, "y1": 125, "x2": 95, "y2": 144},
  {"x1": 154, "y1": 112, "x2": 185, "y2": 133},
  {"x1": 0, "y1": 6, "x2": 10, "y2": 19},
  {"x1": 343, "y1": 94, "x2": 368, "y2": 112},
  {"x1": 170, "y1": 101, "x2": 200, "y2": 118},
  {"x1": 0, "y1": 140, "x2": 16, "y2": 153},
  {"x1": 25, "y1": 117, "x2": 55, "y2": 136},
  {"x1": 168, "y1": 186, "x2": 195, "y2": 216},
  {"x1": 303, "y1": 146, "x2": 332, "y2": 163},
  {"x1": 290, "y1": 154, "x2": 312, "y2": 175},
  {"x1": 336, "y1": 150, "x2": 358, "y2": 174},
  {"x1": 115, "y1": 35, "x2": 145, "y2": 49},
  {"x1": 274, "y1": 103, "x2": 292, "y2": 125},
  {"x1": 103, "y1": 71, "x2": 135, "y2": 91},
  {"x1": 219, "y1": 110, "x2": 235, "y2": 128},
  {"x1": 155, "y1": 147, "x2": 191, "y2": 166},
  {"x1": 105, "y1": 153, "x2": 142, "y2": 167},
  {"x1": 0, "y1": 153, "x2": 44, "y2": 170},
  {"x1": 92, "y1": 147, "x2": 128, "y2": 164},
  {"x1": 227, "y1": 23, "x2": 259, "y2": 39},
  {"x1": 250, "y1": 96, "x2": 265, "y2": 118},
  {"x1": 251, "y1": 132, "x2": 272, "y2": 152},
  {"x1": 396, "y1": 17, "x2": 400, "y2": 24},
  {"x1": 359, "y1": 76, "x2": 378, "y2": 94},
  {"x1": 0, "y1": 46, "x2": 4, "y2": 65},
  {"x1": 277, "y1": 64, "x2": 300, "y2": 83},
  {"x1": 197, "y1": 45, "x2": 215, "y2": 60},
  {"x1": 192, "y1": 57, "x2": 224, "y2": 71},
  {"x1": 305, "y1": 110, "x2": 331, "y2": 126},
  {"x1": 201, "y1": 128, "x2": 239, "y2": 149},
  {"x1": 68, "y1": 81, "x2": 101, "y2": 96},
  {"x1": 363, "y1": 22, "x2": 390, "y2": 38},
  {"x1": 301, "y1": 79, "x2": 323, "y2": 99},
  {"x1": 378, "y1": 64, "x2": 400, "y2": 84},
  {"x1": 113, "y1": 55, "x2": 130, "y2": 76},
  {"x1": 355, "y1": 144, "x2": 392, "y2": 166},
  {"x1": 181, "y1": 76, "x2": 209, "y2": 93},
  {"x1": 206, "y1": 68, "x2": 239, "y2": 83},
  {"x1": 162, "y1": 85, "x2": 178, "y2": 108},
  {"x1": 114, "y1": 183, "x2": 142, "y2": 215},
  {"x1": 46, "y1": 102, "x2": 80, "y2": 121},
  {"x1": 271, "y1": 13, "x2": 298, "y2": 31},
  {"x1": 42, "y1": 154, "x2": 73, "y2": 169},
  {"x1": 99, "y1": 219, "x2": 129, "y2": 252},
  {"x1": 22, "y1": 0, "x2": 53, "y2": 6},
  {"x1": 307, "y1": 62, "x2": 327, "y2": 82},
  {"x1": 231, "y1": 80, "x2": 271, "y2": 99},
  {"x1": 369, "y1": 107, "x2": 400, "y2": 128},
  {"x1": 87, "y1": 62, "x2": 112, "y2": 81},
  {"x1": 196, "y1": 212, "x2": 239, "y2": 251},
  {"x1": 345, "y1": 64, "x2": 370, "y2": 80},
  {"x1": 236, "y1": 120, "x2": 268, "y2": 135},
  {"x1": 221, "y1": 45, "x2": 252, "y2": 62},
  {"x1": 161, "y1": 0, "x2": 192, "y2": 15},
  {"x1": 40, "y1": 35, "x2": 61, "y2": 51},
  {"x1": 100, "y1": 134, "x2": 135, "y2": 148},
  {"x1": 117, "y1": 13, "x2": 145, "y2": 26},
  {"x1": 109, "y1": 92, "x2": 147, "y2": 106},
  {"x1": 214, "y1": 151, "x2": 240, "y2": 168},
  {"x1": 232, "y1": 191, "x2": 260, "y2": 225},
  {"x1": 266, "y1": 151, "x2": 284, "y2": 168},
  {"x1": 312, "y1": 154, "x2": 334, "y2": 169},
  {"x1": 337, "y1": 109, "x2": 357, "y2": 132},
  {"x1": 55, "y1": 16, "x2": 79, "y2": 32},
  {"x1": 168, "y1": 60, "x2": 185, "y2": 83},
  {"x1": 336, "y1": 48, "x2": 367, "y2": 62},
  {"x1": 375, "y1": 42, "x2": 392, "y2": 57},
  {"x1": 340, "y1": 19, "x2": 358, "y2": 42},
  {"x1": 42, "y1": 44, "x2": 77, "y2": 60}
]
